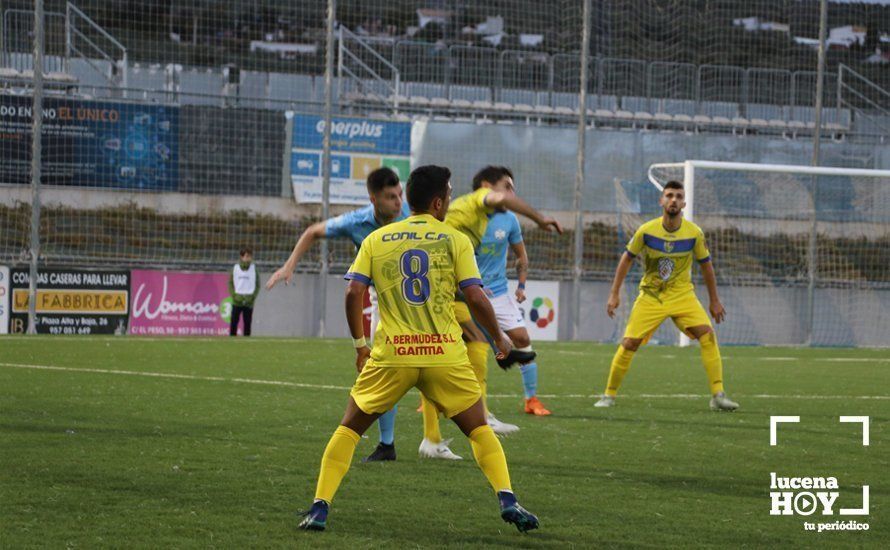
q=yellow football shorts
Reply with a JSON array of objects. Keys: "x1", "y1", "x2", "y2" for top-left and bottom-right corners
[
  {"x1": 351, "y1": 361, "x2": 482, "y2": 418},
  {"x1": 624, "y1": 291, "x2": 712, "y2": 342},
  {"x1": 453, "y1": 300, "x2": 472, "y2": 324}
]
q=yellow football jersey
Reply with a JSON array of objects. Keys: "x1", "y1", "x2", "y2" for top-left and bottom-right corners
[
  {"x1": 445, "y1": 187, "x2": 495, "y2": 248},
  {"x1": 345, "y1": 213, "x2": 482, "y2": 367},
  {"x1": 626, "y1": 217, "x2": 711, "y2": 301}
]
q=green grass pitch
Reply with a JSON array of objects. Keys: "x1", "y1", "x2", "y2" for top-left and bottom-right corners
[{"x1": 1, "y1": 337, "x2": 887, "y2": 548}]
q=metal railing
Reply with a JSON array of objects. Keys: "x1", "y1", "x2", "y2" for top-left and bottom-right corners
[
  {"x1": 1, "y1": 3, "x2": 126, "y2": 89},
  {"x1": 350, "y1": 38, "x2": 852, "y2": 120},
  {"x1": 337, "y1": 26, "x2": 400, "y2": 108},
  {"x1": 838, "y1": 63, "x2": 890, "y2": 135},
  {"x1": 2, "y1": 17, "x2": 862, "y2": 127},
  {"x1": 65, "y1": 2, "x2": 127, "y2": 89},
  {"x1": 1, "y1": 9, "x2": 65, "y2": 73}
]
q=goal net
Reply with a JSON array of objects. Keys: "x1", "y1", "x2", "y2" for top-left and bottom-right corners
[{"x1": 637, "y1": 160, "x2": 890, "y2": 347}]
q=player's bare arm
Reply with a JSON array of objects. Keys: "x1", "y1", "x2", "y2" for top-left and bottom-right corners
[
  {"x1": 510, "y1": 241, "x2": 529, "y2": 303},
  {"x1": 699, "y1": 260, "x2": 726, "y2": 324},
  {"x1": 267, "y1": 221, "x2": 326, "y2": 289},
  {"x1": 485, "y1": 192, "x2": 563, "y2": 234},
  {"x1": 606, "y1": 252, "x2": 635, "y2": 318},
  {"x1": 463, "y1": 284, "x2": 512, "y2": 358},
  {"x1": 459, "y1": 316, "x2": 488, "y2": 343},
  {"x1": 345, "y1": 279, "x2": 371, "y2": 372}
]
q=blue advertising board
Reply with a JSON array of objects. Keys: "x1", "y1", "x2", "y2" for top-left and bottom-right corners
[
  {"x1": 288, "y1": 113, "x2": 411, "y2": 204},
  {"x1": 0, "y1": 95, "x2": 178, "y2": 190}
]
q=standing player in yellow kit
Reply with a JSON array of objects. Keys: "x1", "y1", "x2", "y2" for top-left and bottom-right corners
[
  {"x1": 418, "y1": 166, "x2": 562, "y2": 453},
  {"x1": 595, "y1": 180, "x2": 739, "y2": 411},
  {"x1": 298, "y1": 165, "x2": 539, "y2": 533}
]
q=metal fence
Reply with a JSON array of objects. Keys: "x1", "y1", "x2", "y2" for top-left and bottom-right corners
[
  {"x1": 345, "y1": 39, "x2": 843, "y2": 115},
  {"x1": 0, "y1": 3, "x2": 879, "y2": 118},
  {"x1": 4, "y1": 0, "x2": 890, "y2": 343}
]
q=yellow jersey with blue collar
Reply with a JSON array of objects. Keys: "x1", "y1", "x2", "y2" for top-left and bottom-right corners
[
  {"x1": 626, "y1": 217, "x2": 711, "y2": 302},
  {"x1": 445, "y1": 187, "x2": 496, "y2": 249},
  {"x1": 345, "y1": 213, "x2": 482, "y2": 367}
]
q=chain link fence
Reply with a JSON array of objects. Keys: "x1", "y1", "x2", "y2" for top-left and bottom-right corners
[{"x1": 2, "y1": 0, "x2": 890, "y2": 341}]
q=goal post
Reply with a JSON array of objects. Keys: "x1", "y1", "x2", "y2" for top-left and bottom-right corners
[{"x1": 644, "y1": 160, "x2": 890, "y2": 347}]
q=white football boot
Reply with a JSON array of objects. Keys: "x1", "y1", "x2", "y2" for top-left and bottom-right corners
[
  {"x1": 487, "y1": 413, "x2": 520, "y2": 436},
  {"x1": 594, "y1": 395, "x2": 616, "y2": 408},
  {"x1": 709, "y1": 392, "x2": 739, "y2": 411},
  {"x1": 418, "y1": 438, "x2": 462, "y2": 460}
]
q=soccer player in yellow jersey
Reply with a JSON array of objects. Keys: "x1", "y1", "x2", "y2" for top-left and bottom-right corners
[
  {"x1": 418, "y1": 166, "x2": 563, "y2": 449},
  {"x1": 298, "y1": 165, "x2": 539, "y2": 533},
  {"x1": 595, "y1": 180, "x2": 739, "y2": 411}
]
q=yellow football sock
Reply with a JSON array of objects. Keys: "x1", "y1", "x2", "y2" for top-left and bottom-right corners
[
  {"x1": 467, "y1": 341, "x2": 489, "y2": 412},
  {"x1": 469, "y1": 424, "x2": 512, "y2": 493},
  {"x1": 699, "y1": 331, "x2": 725, "y2": 394},
  {"x1": 605, "y1": 345, "x2": 635, "y2": 397},
  {"x1": 421, "y1": 394, "x2": 442, "y2": 443},
  {"x1": 314, "y1": 425, "x2": 360, "y2": 503}
]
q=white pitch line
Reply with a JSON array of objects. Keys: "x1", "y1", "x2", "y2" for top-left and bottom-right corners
[
  {"x1": 818, "y1": 357, "x2": 890, "y2": 363},
  {"x1": 638, "y1": 393, "x2": 890, "y2": 400},
  {"x1": 489, "y1": 393, "x2": 890, "y2": 400},
  {"x1": 729, "y1": 357, "x2": 890, "y2": 364},
  {"x1": 2, "y1": 362, "x2": 889, "y2": 400},
  {"x1": 0, "y1": 363, "x2": 351, "y2": 391}
]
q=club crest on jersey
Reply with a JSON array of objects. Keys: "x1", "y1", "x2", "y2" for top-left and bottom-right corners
[
  {"x1": 658, "y1": 257, "x2": 674, "y2": 281},
  {"x1": 495, "y1": 229, "x2": 507, "y2": 241},
  {"x1": 663, "y1": 240, "x2": 674, "y2": 253}
]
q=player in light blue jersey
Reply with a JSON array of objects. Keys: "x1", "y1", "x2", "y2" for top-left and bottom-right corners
[
  {"x1": 474, "y1": 167, "x2": 551, "y2": 416},
  {"x1": 266, "y1": 167, "x2": 410, "y2": 462}
]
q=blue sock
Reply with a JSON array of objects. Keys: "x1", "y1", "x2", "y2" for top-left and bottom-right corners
[
  {"x1": 378, "y1": 406, "x2": 397, "y2": 445},
  {"x1": 519, "y1": 362, "x2": 538, "y2": 399}
]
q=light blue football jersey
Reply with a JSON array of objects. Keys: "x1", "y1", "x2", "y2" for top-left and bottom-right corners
[
  {"x1": 476, "y1": 210, "x2": 523, "y2": 298},
  {"x1": 325, "y1": 201, "x2": 411, "y2": 248}
]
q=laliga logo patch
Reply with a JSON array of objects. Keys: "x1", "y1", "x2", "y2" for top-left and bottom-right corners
[
  {"x1": 657, "y1": 257, "x2": 674, "y2": 281},
  {"x1": 769, "y1": 416, "x2": 870, "y2": 533}
]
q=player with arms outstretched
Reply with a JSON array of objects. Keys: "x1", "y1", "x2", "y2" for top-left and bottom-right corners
[
  {"x1": 595, "y1": 180, "x2": 739, "y2": 411},
  {"x1": 266, "y1": 167, "x2": 410, "y2": 462},
  {"x1": 418, "y1": 165, "x2": 562, "y2": 453},
  {"x1": 298, "y1": 165, "x2": 539, "y2": 533},
  {"x1": 472, "y1": 170, "x2": 551, "y2": 416}
]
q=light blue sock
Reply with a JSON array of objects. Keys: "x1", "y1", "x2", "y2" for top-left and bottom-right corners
[
  {"x1": 378, "y1": 406, "x2": 397, "y2": 445},
  {"x1": 519, "y1": 362, "x2": 538, "y2": 399}
]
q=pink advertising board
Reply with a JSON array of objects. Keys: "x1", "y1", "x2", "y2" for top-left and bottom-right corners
[{"x1": 129, "y1": 270, "x2": 233, "y2": 336}]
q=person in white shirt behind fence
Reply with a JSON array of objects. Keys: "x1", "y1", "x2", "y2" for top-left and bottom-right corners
[{"x1": 229, "y1": 247, "x2": 260, "y2": 336}]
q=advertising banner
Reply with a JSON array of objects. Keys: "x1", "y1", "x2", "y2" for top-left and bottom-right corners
[
  {"x1": 507, "y1": 280, "x2": 560, "y2": 341},
  {"x1": 129, "y1": 270, "x2": 233, "y2": 336},
  {"x1": 289, "y1": 113, "x2": 410, "y2": 204},
  {"x1": 0, "y1": 266, "x2": 8, "y2": 334},
  {"x1": 0, "y1": 95, "x2": 178, "y2": 190},
  {"x1": 9, "y1": 268, "x2": 130, "y2": 335}
]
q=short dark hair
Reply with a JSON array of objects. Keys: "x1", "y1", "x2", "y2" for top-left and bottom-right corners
[
  {"x1": 472, "y1": 165, "x2": 514, "y2": 190},
  {"x1": 663, "y1": 180, "x2": 684, "y2": 192},
  {"x1": 407, "y1": 165, "x2": 451, "y2": 212},
  {"x1": 366, "y1": 167, "x2": 400, "y2": 194},
  {"x1": 239, "y1": 247, "x2": 252, "y2": 256}
]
